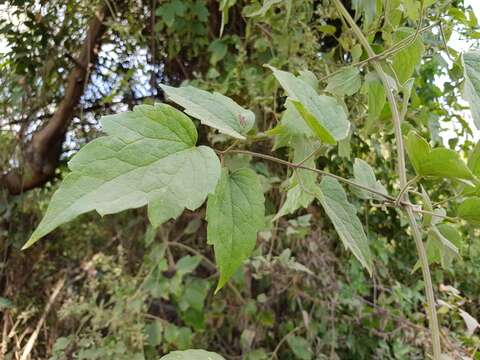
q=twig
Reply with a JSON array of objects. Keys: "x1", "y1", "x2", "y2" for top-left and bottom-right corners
[
  {"x1": 216, "y1": 149, "x2": 397, "y2": 202},
  {"x1": 296, "y1": 147, "x2": 321, "y2": 167},
  {"x1": 20, "y1": 276, "x2": 66, "y2": 360},
  {"x1": 433, "y1": 192, "x2": 463, "y2": 207},
  {"x1": 395, "y1": 176, "x2": 420, "y2": 206},
  {"x1": 439, "y1": 21, "x2": 454, "y2": 61},
  {"x1": 1, "y1": 313, "x2": 8, "y2": 358},
  {"x1": 270, "y1": 325, "x2": 304, "y2": 360}
]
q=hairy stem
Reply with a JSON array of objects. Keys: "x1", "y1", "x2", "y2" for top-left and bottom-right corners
[{"x1": 331, "y1": 0, "x2": 442, "y2": 358}]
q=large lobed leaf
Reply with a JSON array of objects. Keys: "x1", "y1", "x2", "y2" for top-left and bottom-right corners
[
  {"x1": 316, "y1": 177, "x2": 373, "y2": 274},
  {"x1": 267, "y1": 65, "x2": 350, "y2": 144},
  {"x1": 24, "y1": 104, "x2": 221, "y2": 249},
  {"x1": 206, "y1": 168, "x2": 265, "y2": 291},
  {"x1": 160, "y1": 84, "x2": 255, "y2": 140}
]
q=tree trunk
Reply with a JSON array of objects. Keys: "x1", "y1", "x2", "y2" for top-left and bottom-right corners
[{"x1": 1, "y1": 6, "x2": 110, "y2": 195}]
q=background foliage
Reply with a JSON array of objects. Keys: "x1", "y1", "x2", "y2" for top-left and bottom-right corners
[{"x1": 1, "y1": 0, "x2": 480, "y2": 359}]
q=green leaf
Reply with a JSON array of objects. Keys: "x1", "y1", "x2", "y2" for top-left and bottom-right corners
[
  {"x1": 468, "y1": 141, "x2": 480, "y2": 176},
  {"x1": 298, "y1": 69, "x2": 319, "y2": 91},
  {"x1": 325, "y1": 67, "x2": 362, "y2": 96},
  {"x1": 160, "y1": 349, "x2": 225, "y2": 360},
  {"x1": 458, "y1": 197, "x2": 480, "y2": 225},
  {"x1": 290, "y1": 100, "x2": 334, "y2": 144},
  {"x1": 317, "y1": 177, "x2": 373, "y2": 274},
  {"x1": 462, "y1": 50, "x2": 480, "y2": 129},
  {"x1": 267, "y1": 102, "x2": 314, "y2": 150},
  {"x1": 206, "y1": 168, "x2": 265, "y2": 291},
  {"x1": 402, "y1": 0, "x2": 421, "y2": 21},
  {"x1": 352, "y1": 158, "x2": 388, "y2": 200},
  {"x1": 0, "y1": 297, "x2": 13, "y2": 310},
  {"x1": 352, "y1": 0, "x2": 381, "y2": 27},
  {"x1": 365, "y1": 72, "x2": 386, "y2": 126},
  {"x1": 417, "y1": 224, "x2": 462, "y2": 270},
  {"x1": 267, "y1": 65, "x2": 350, "y2": 144},
  {"x1": 404, "y1": 131, "x2": 473, "y2": 180},
  {"x1": 146, "y1": 321, "x2": 163, "y2": 347},
  {"x1": 156, "y1": 0, "x2": 187, "y2": 26},
  {"x1": 160, "y1": 84, "x2": 255, "y2": 140},
  {"x1": 24, "y1": 104, "x2": 221, "y2": 249},
  {"x1": 391, "y1": 28, "x2": 425, "y2": 84},
  {"x1": 274, "y1": 137, "x2": 320, "y2": 219},
  {"x1": 286, "y1": 336, "x2": 312, "y2": 360},
  {"x1": 245, "y1": 0, "x2": 283, "y2": 17},
  {"x1": 208, "y1": 39, "x2": 228, "y2": 65},
  {"x1": 419, "y1": 186, "x2": 434, "y2": 228},
  {"x1": 431, "y1": 225, "x2": 460, "y2": 266},
  {"x1": 176, "y1": 255, "x2": 202, "y2": 276}
]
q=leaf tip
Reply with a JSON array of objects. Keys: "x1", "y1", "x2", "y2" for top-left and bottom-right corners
[
  {"x1": 214, "y1": 280, "x2": 226, "y2": 295},
  {"x1": 21, "y1": 235, "x2": 38, "y2": 250}
]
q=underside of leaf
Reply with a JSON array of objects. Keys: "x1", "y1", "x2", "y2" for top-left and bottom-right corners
[{"x1": 24, "y1": 104, "x2": 221, "y2": 249}]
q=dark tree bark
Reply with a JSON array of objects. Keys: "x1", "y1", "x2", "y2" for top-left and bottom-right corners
[{"x1": 1, "y1": 6, "x2": 110, "y2": 195}]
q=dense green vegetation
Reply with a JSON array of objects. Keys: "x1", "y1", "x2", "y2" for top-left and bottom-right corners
[{"x1": 2, "y1": 0, "x2": 480, "y2": 359}]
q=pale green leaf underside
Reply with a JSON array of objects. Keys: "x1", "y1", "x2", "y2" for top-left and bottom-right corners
[
  {"x1": 267, "y1": 65, "x2": 350, "y2": 144},
  {"x1": 352, "y1": 158, "x2": 388, "y2": 200},
  {"x1": 429, "y1": 224, "x2": 460, "y2": 267},
  {"x1": 325, "y1": 67, "x2": 362, "y2": 96},
  {"x1": 415, "y1": 224, "x2": 462, "y2": 271},
  {"x1": 160, "y1": 349, "x2": 225, "y2": 360},
  {"x1": 160, "y1": 84, "x2": 255, "y2": 139},
  {"x1": 463, "y1": 50, "x2": 480, "y2": 129},
  {"x1": 317, "y1": 177, "x2": 373, "y2": 274},
  {"x1": 274, "y1": 137, "x2": 319, "y2": 220},
  {"x1": 267, "y1": 102, "x2": 314, "y2": 150},
  {"x1": 206, "y1": 168, "x2": 265, "y2": 291},
  {"x1": 405, "y1": 131, "x2": 474, "y2": 180},
  {"x1": 24, "y1": 104, "x2": 221, "y2": 249}
]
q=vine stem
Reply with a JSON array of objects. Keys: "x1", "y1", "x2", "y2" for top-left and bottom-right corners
[
  {"x1": 395, "y1": 175, "x2": 420, "y2": 206},
  {"x1": 216, "y1": 148, "x2": 396, "y2": 201},
  {"x1": 331, "y1": 1, "x2": 442, "y2": 358},
  {"x1": 216, "y1": 148, "x2": 450, "y2": 220}
]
